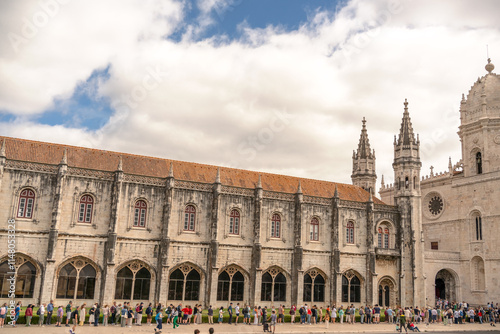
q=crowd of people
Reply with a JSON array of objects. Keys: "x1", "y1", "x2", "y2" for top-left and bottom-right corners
[{"x1": 0, "y1": 299, "x2": 498, "y2": 334}]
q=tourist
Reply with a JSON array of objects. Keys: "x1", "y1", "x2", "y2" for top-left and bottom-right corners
[
  {"x1": 374, "y1": 304, "x2": 381, "y2": 324},
  {"x1": 136, "y1": 302, "x2": 144, "y2": 325},
  {"x1": 24, "y1": 304, "x2": 33, "y2": 326},
  {"x1": 197, "y1": 304, "x2": 203, "y2": 324},
  {"x1": 228, "y1": 303, "x2": 233, "y2": 324},
  {"x1": 46, "y1": 300, "x2": 54, "y2": 325},
  {"x1": 56, "y1": 305, "x2": 63, "y2": 327},
  {"x1": 399, "y1": 308, "x2": 408, "y2": 333},
  {"x1": 103, "y1": 304, "x2": 109, "y2": 326},
  {"x1": 145, "y1": 303, "x2": 152, "y2": 325},
  {"x1": 172, "y1": 306, "x2": 179, "y2": 329},
  {"x1": 0, "y1": 303, "x2": 7, "y2": 328},
  {"x1": 128, "y1": 304, "x2": 134, "y2": 327},
  {"x1": 154, "y1": 307, "x2": 163, "y2": 333},
  {"x1": 331, "y1": 305, "x2": 337, "y2": 325},
  {"x1": 338, "y1": 306, "x2": 344, "y2": 324},
  {"x1": 254, "y1": 306, "x2": 260, "y2": 325},
  {"x1": 243, "y1": 304, "x2": 250, "y2": 324},
  {"x1": 235, "y1": 303, "x2": 240, "y2": 324},
  {"x1": 218, "y1": 307, "x2": 223, "y2": 324},
  {"x1": 88, "y1": 304, "x2": 95, "y2": 325},
  {"x1": 194, "y1": 330, "x2": 200, "y2": 334},
  {"x1": 268, "y1": 310, "x2": 277, "y2": 334},
  {"x1": 387, "y1": 307, "x2": 394, "y2": 323},
  {"x1": 208, "y1": 305, "x2": 213, "y2": 324},
  {"x1": 94, "y1": 303, "x2": 101, "y2": 326},
  {"x1": 78, "y1": 304, "x2": 86, "y2": 326},
  {"x1": 290, "y1": 304, "x2": 296, "y2": 324},
  {"x1": 69, "y1": 306, "x2": 79, "y2": 334},
  {"x1": 65, "y1": 301, "x2": 72, "y2": 327},
  {"x1": 38, "y1": 303, "x2": 46, "y2": 326},
  {"x1": 120, "y1": 305, "x2": 127, "y2": 327},
  {"x1": 409, "y1": 321, "x2": 420, "y2": 332},
  {"x1": 359, "y1": 305, "x2": 364, "y2": 324}
]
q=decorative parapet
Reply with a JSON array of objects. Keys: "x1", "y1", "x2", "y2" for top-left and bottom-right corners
[
  {"x1": 374, "y1": 203, "x2": 399, "y2": 213},
  {"x1": 174, "y1": 180, "x2": 213, "y2": 192},
  {"x1": 5, "y1": 160, "x2": 58, "y2": 174},
  {"x1": 67, "y1": 167, "x2": 114, "y2": 180},
  {"x1": 424, "y1": 250, "x2": 460, "y2": 261},
  {"x1": 339, "y1": 200, "x2": 366, "y2": 210},
  {"x1": 123, "y1": 174, "x2": 165, "y2": 186},
  {"x1": 220, "y1": 185, "x2": 254, "y2": 197},
  {"x1": 262, "y1": 190, "x2": 295, "y2": 201},
  {"x1": 303, "y1": 195, "x2": 331, "y2": 206},
  {"x1": 375, "y1": 247, "x2": 400, "y2": 258}
]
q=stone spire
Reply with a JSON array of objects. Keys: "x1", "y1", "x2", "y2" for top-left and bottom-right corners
[
  {"x1": 397, "y1": 99, "x2": 418, "y2": 148},
  {"x1": 256, "y1": 174, "x2": 262, "y2": 188},
  {"x1": 352, "y1": 117, "x2": 377, "y2": 195},
  {"x1": 334, "y1": 184, "x2": 339, "y2": 198},
  {"x1": 168, "y1": 162, "x2": 174, "y2": 178},
  {"x1": 381, "y1": 174, "x2": 385, "y2": 188},
  {"x1": 0, "y1": 139, "x2": 5, "y2": 158},
  {"x1": 60, "y1": 148, "x2": 67, "y2": 165},
  {"x1": 215, "y1": 167, "x2": 221, "y2": 184},
  {"x1": 448, "y1": 157, "x2": 453, "y2": 173},
  {"x1": 356, "y1": 117, "x2": 373, "y2": 159},
  {"x1": 296, "y1": 180, "x2": 302, "y2": 194},
  {"x1": 117, "y1": 156, "x2": 123, "y2": 171}
]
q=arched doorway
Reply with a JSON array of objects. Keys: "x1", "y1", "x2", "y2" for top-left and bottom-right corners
[{"x1": 435, "y1": 269, "x2": 457, "y2": 302}]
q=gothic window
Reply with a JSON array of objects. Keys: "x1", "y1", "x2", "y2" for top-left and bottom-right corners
[
  {"x1": 0, "y1": 257, "x2": 37, "y2": 298},
  {"x1": 310, "y1": 217, "x2": 319, "y2": 241},
  {"x1": 77, "y1": 195, "x2": 94, "y2": 224},
  {"x1": 115, "y1": 262, "x2": 151, "y2": 300},
  {"x1": 217, "y1": 266, "x2": 244, "y2": 301},
  {"x1": 405, "y1": 176, "x2": 409, "y2": 189},
  {"x1": 303, "y1": 269, "x2": 325, "y2": 302},
  {"x1": 475, "y1": 215, "x2": 482, "y2": 241},
  {"x1": 17, "y1": 189, "x2": 35, "y2": 219},
  {"x1": 476, "y1": 152, "x2": 482, "y2": 174},
  {"x1": 346, "y1": 221, "x2": 354, "y2": 244},
  {"x1": 56, "y1": 259, "x2": 96, "y2": 299},
  {"x1": 261, "y1": 268, "x2": 286, "y2": 302},
  {"x1": 471, "y1": 257, "x2": 485, "y2": 290},
  {"x1": 167, "y1": 265, "x2": 201, "y2": 301},
  {"x1": 377, "y1": 227, "x2": 383, "y2": 248},
  {"x1": 384, "y1": 228, "x2": 390, "y2": 249},
  {"x1": 271, "y1": 213, "x2": 281, "y2": 238},
  {"x1": 341, "y1": 271, "x2": 361, "y2": 303},
  {"x1": 229, "y1": 209, "x2": 240, "y2": 235},
  {"x1": 133, "y1": 200, "x2": 147, "y2": 228},
  {"x1": 184, "y1": 205, "x2": 196, "y2": 231}
]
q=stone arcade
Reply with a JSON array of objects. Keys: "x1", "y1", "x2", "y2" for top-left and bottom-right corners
[{"x1": 0, "y1": 60, "x2": 499, "y2": 308}]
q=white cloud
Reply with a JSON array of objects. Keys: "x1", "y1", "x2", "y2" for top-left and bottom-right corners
[{"x1": 0, "y1": 0, "x2": 499, "y2": 196}]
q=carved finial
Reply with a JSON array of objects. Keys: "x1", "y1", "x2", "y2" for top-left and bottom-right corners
[
  {"x1": 461, "y1": 93, "x2": 466, "y2": 103},
  {"x1": 404, "y1": 98, "x2": 408, "y2": 111},
  {"x1": 430, "y1": 165, "x2": 434, "y2": 176},
  {"x1": 215, "y1": 167, "x2": 221, "y2": 183},
  {"x1": 485, "y1": 58, "x2": 495, "y2": 73},
  {"x1": 168, "y1": 162, "x2": 174, "y2": 178},
  {"x1": 60, "y1": 148, "x2": 67, "y2": 165},
  {"x1": 117, "y1": 156, "x2": 123, "y2": 171},
  {"x1": 256, "y1": 174, "x2": 262, "y2": 188},
  {"x1": 0, "y1": 139, "x2": 5, "y2": 157},
  {"x1": 368, "y1": 191, "x2": 373, "y2": 203},
  {"x1": 334, "y1": 184, "x2": 339, "y2": 198},
  {"x1": 296, "y1": 180, "x2": 302, "y2": 194},
  {"x1": 381, "y1": 174, "x2": 385, "y2": 187}
]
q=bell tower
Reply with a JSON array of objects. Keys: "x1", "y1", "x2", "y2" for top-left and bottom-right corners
[
  {"x1": 392, "y1": 99, "x2": 425, "y2": 307},
  {"x1": 351, "y1": 117, "x2": 377, "y2": 195}
]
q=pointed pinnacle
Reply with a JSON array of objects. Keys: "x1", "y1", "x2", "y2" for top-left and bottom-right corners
[
  {"x1": 334, "y1": 185, "x2": 339, "y2": 198},
  {"x1": 215, "y1": 167, "x2": 221, "y2": 183},
  {"x1": 256, "y1": 174, "x2": 262, "y2": 188},
  {"x1": 60, "y1": 148, "x2": 67, "y2": 165},
  {"x1": 168, "y1": 162, "x2": 174, "y2": 178},
  {"x1": 368, "y1": 191, "x2": 373, "y2": 202},
  {"x1": 297, "y1": 180, "x2": 302, "y2": 194},
  {"x1": 117, "y1": 156, "x2": 123, "y2": 171},
  {"x1": 381, "y1": 174, "x2": 385, "y2": 186},
  {"x1": 0, "y1": 139, "x2": 5, "y2": 157}
]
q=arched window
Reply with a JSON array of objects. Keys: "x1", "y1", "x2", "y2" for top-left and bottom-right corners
[
  {"x1": 261, "y1": 269, "x2": 286, "y2": 302},
  {"x1": 56, "y1": 260, "x2": 96, "y2": 299},
  {"x1": 377, "y1": 227, "x2": 383, "y2": 248},
  {"x1": 17, "y1": 189, "x2": 35, "y2": 218},
  {"x1": 475, "y1": 215, "x2": 482, "y2": 241},
  {"x1": 341, "y1": 271, "x2": 361, "y2": 303},
  {"x1": 229, "y1": 209, "x2": 240, "y2": 235},
  {"x1": 476, "y1": 152, "x2": 482, "y2": 174},
  {"x1": 168, "y1": 265, "x2": 201, "y2": 301},
  {"x1": 0, "y1": 258, "x2": 37, "y2": 298},
  {"x1": 184, "y1": 205, "x2": 196, "y2": 231},
  {"x1": 78, "y1": 195, "x2": 93, "y2": 224},
  {"x1": 346, "y1": 221, "x2": 354, "y2": 244},
  {"x1": 303, "y1": 270, "x2": 325, "y2": 302},
  {"x1": 217, "y1": 267, "x2": 244, "y2": 301},
  {"x1": 405, "y1": 176, "x2": 409, "y2": 189},
  {"x1": 271, "y1": 214, "x2": 281, "y2": 238},
  {"x1": 384, "y1": 228, "x2": 390, "y2": 249},
  {"x1": 115, "y1": 262, "x2": 151, "y2": 300},
  {"x1": 310, "y1": 218, "x2": 319, "y2": 241},
  {"x1": 471, "y1": 257, "x2": 485, "y2": 290},
  {"x1": 133, "y1": 200, "x2": 147, "y2": 227},
  {"x1": 378, "y1": 278, "x2": 394, "y2": 307}
]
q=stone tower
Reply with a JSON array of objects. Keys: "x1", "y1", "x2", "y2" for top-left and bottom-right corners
[
  {"x1": 352, "y1": 117, "x2": 377, "y2": 195},
  {"x1": 392, "y1": 99, "x2": 425, "y2": 307},
  {"x1": 459, "y1": 58, "x2": 500, "y2": 177}
]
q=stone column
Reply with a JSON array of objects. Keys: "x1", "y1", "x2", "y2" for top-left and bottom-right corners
[
  {"x1": 100, "y1": 157, "x2": 123, "y2": 304},
  {"x1": 291, "y1": 182, "x2": 303, "y2": 306},
  {"x1": 330, "y1": 186, "x2": 340, "y2": 305},
  {"x1": 205, "y1": 168, "x2": 221, "y2": 306},
  {"x1": 250, "y1": 175, "x2": 263, "y2": 307},
  {"x1": 365, "y1": 193, "x2": 375, "y2": 305},
  {"x1": 157, "y1": 164, "x2": 175, "y2": 304}
]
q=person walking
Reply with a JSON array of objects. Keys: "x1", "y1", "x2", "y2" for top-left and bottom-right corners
[
  {"x1": 154, "y1": 307, "x2": 163, "y2": 333},
  {"x1": 172, "y1": 306, "x2": 180, "y2": 329},
  {"x1": 25, "y1": 304, "x2": 33, "y2": 326},
  {"x1": 69, "y1": 306, "x2": 79, "y2": 334}
]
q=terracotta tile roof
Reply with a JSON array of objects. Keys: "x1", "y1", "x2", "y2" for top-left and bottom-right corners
[{"x1": 0, "y1": 136, "x2": 384, "y2": 204}]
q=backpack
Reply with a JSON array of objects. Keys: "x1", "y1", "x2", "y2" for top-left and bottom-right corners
[
  {"x1": 37, "y1": 308, "x2": 41, "y2": 315},
  {"x1": 299, "y1": 308, "x2": 303, "y2": 315},
  {"x1": 155, "y1": 312, "x2": 160, "y2": 321},
  {"x1": 136, "y1": 306, "x2": 141, "y2": 312},
  {"x1": 110, "y1": 306, "x2": 115, "y2": 313}
]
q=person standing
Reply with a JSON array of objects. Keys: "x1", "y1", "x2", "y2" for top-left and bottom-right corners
[
  {"x1": 25, "y1": 304, "x2": 33, "y2": 326},
  {"x1": 228, "y1": 303, "x2": 233, "y2": 324},
  {"x1": 208, "y1": 305, "x2": 213, "y2": 324},
  {"x1": 102, "y1": 305, "x2": 109, "y2": 326},
  {"x1": 218, "y1": 307, "x2": 224, "y2": 324},
  {"x1": 78, "y1": 304, "x2": 86, "y2": 326},
  {"x1": 94, "y1": 304, "x2": 101, "y2": 326},
  {"x1": 38, "y1": 303, "x2": 45, "y2": 326},
  {"x1": 120, "y1": 306, "x2": 127, "y2": 327},
  {"x1": 154, "y1": 308, "x2": 163, "y2": 333},
  {"x1": 172, "y1": 306, "x2": 180, "y2": 329},
  {"x1": 45, "y1": 300, "x2": 53, "y2": 325},
  {"x1": 136, "y1": 302, "x2": 143, "y2": 326},
  {"x1": 146, "y1": 303, "x2": 153, "y2": 325},
  {"x1": 65, "y1": 301, "x2": 73, "y2": 327},
  {"x1": 290, "y1": 304, "x2": 296, "y2": 324},
  {"x1": 56, "y1": 305, "x2": 63, "y2": 327},
  {"x1": 235, "y1": 303, "x2": 240, "y2": 325}
]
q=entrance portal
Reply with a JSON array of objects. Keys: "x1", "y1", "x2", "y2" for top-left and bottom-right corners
[{"x1": 435, "y1": 269, "x2": 457, "y2": 302}]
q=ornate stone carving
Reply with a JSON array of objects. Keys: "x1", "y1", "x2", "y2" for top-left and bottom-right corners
[
  {"x1": 5, "y1": 160, "x2": 58, "y2": 174},
  {"x1": 263, "y1": 191, "x2": 294, "y2": 201},
  {"x1": 175, "y1": 180, "x2": 212, "y2": 192},
  {"x1": 123, "y1": 174, "x2": 165, "y2": 186},
  {"x1": 303, "y1": 196, "x2": 331, "y2": 206},
  {"x1": 67, "y1": 167, "x2": 114, "y2": 180},
  {"x1": 221, "y1": 186, "x2": 254, "y2": 197}
]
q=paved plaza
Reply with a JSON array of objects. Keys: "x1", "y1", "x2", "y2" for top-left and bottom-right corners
[{"x1": 1, "y1": 323, "x2": 499, "y2": 334}]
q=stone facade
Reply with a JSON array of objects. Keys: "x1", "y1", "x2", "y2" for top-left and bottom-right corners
[{"x1": 381, "y1": 59, "x2": 500, "y2": 306}]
